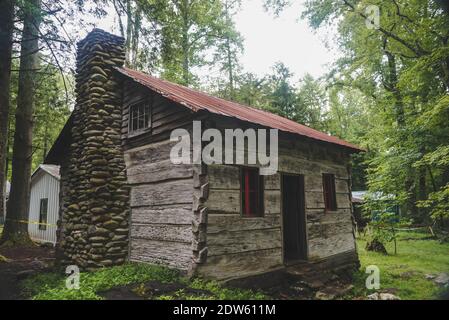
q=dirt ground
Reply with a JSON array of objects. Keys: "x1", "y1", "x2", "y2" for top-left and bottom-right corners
[{"x1": 0, "y1": 245, "x2": 55, "y2": 300}]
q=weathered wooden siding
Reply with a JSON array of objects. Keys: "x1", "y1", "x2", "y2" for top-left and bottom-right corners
[
  {"x1": 121, "y1": 80, "x2": 195, "y2": 150},
  {"x1": 28, "y1": 171, "x2": 59, "y2": 244},
  {"x1": 125, "y1": 139, "x2": 194, "y2": 271},
  {"x1": 196, "y1": 116, "x2": 356, "y2": 280},
  {"x1": 277, "y1": 139, "x2": 355, "y2": 261}
]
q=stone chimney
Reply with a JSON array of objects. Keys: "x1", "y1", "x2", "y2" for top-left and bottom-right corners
[{"x1": 58, "y1": 29, "x2": 130, "y2": 270}]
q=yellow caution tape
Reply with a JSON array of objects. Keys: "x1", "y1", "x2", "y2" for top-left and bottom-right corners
[{"x1": 4, "y1": 218, "x2": 57, "y2": 227}]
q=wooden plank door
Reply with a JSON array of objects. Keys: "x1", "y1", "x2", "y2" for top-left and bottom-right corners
[{"x1": 282, "y1": 174, "x2": 307, "y2": 262}]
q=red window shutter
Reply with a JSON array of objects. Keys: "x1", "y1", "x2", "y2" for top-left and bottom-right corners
[
  {"x1": 323, "y1": 174, "x2": 337, "y2": 211},
  {"x1": 241, "y1": 168, "x2": 264, "y2": 217},
  {"x1": 244, "y1": 170, "x2": 250, "y2": 216}
]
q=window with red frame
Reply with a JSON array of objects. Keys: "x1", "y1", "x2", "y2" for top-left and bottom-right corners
[
  {"x1": 323, "y1": 173, "x2": 337, "y2": 211},
  {"x1": 241, "y1": 168, "x2": 264, "y2": 217}
]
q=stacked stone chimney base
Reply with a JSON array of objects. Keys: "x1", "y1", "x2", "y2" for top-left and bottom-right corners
[{"x1": 57, "y1": 29, "x2": 130, "y2": 270}]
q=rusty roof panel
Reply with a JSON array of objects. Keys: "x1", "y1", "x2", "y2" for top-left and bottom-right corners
[{"x1": 116, "y1": 67, "x2": 362, "y2": 152}]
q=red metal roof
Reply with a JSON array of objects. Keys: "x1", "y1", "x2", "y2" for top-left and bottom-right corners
[{"x1": 116, "y1": 67, "x2": 362, "y2": 152}]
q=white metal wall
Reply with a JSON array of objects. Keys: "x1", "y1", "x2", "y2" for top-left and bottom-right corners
[{"x1": 28, "y1": 171, "x2": 59, "y2": 244}]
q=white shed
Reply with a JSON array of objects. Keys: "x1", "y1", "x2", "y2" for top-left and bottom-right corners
[
  {"x1": 1, "y1": 181, "x2": 10, "y2": 224},
  {"x1": 28, "y1": 164, "x2": 60, "y2": 244}
]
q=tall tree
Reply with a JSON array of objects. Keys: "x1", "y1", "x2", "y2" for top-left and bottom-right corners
[
  {"x1": 295, "y1": 74, "x2": 327, "y2": 130},
  {"x1": 32, "y1": 64, "x2": 71, "y2": 167},
  {"x1": 296, "y1": 0, "x2": 449, "y2": 225},
  {"x1": 157, "y1": 0, "x2": 227, "y2": 86},
  {"x1": 212, "y1": 0, "x2": 243, "y2": 99},
  {"x1": 2, "y1": 0, "x2": 43, "y2": 244},
  {"x1": 0, "y1": 0, "x2": 15, "y2": 221},
  {"x1": 267, "y1": 62, "x2": 297, "y2": 118}
]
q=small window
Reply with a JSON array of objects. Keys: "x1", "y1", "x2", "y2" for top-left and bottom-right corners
[
  {"x1": 39, "y1": 198, "x2": 48, "y2": 231},
  {"x1": 129, "y1": 101, "x2": 151, "y2": 133},
  {"x1": 323, "y1": 173, "x2": 337, "y2": 211},
  {"x1": 241, "y1": 167, "x2": 264, "y2": 217}
]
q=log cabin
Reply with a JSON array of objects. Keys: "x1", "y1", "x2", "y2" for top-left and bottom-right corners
[{"x1": 45, "y1": 29, "x2": 362, "y2": 281}]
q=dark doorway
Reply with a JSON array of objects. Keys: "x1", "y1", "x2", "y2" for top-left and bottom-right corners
[{"x1": 282, "y1": 174, "x2": 307, "y2": 262}]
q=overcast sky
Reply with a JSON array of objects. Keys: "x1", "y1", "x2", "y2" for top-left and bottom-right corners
[
  {"x1": 235, "y1": 0, "x2": 338, "y2": 81},
  {"x1": 90, "y1": 0, "x2": 338, "y2": 83}
]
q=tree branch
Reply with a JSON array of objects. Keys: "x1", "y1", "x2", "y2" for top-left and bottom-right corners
[{"x1": 342, "y1": 0, "x2": 429, "y2": 57}]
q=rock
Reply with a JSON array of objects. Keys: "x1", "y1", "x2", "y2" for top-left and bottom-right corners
[
  {"x1": 400, "y1": 271, "x2": 417, "y2": 279},
  {"x1": 112, "y1": 234, "x2": 127, "y2": 241},
  {"x1": 367, "y1": 293, "x2": 379, "y2": 300},
  {"x1": 90, "y1": 178, "x2": 106, "y2": 185},
  {"x1": 68, "y1": 204, "x2": 80, "y2": 211},
  {"x1": 305, "y1": 279, "x2": 324, "y2": 290},
  {"x1": 90, "y1": 207, "x2": 106, "y2": 214},
  {"x1": 425, "y1": 274, "x2": 436, "y2": 280},
  {"x1": 335, "y1": 284, "x2": 354, "y2": 297},
  {"x1": 434, "y1": 273, "x2": 449, "y2": 286},
  {"x1": 90, "y1": 236, "x2": 108, "y2": 243},
  {"x1": 103, "y1": 220, "x2": 119, "y2": 230},
  {"x1": 367, "y1": 292, "x2": 401, "y2": 300},
  {"x1": 366, "y1": 238, "x2": 388, "y2": 255},
  {"x1": 315, "y1": 291, "x2": 335, "y2": 300},
  {"x1": 88, "y1": 226, "x2": 109, "y2": 236},
  {"x1": 380, "y1": 293, "x2": 401, "y2": 300}
]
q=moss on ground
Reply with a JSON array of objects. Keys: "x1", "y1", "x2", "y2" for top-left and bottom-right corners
[{"x1": 21, "y1": 263, "x2": 266, "y2": 300}]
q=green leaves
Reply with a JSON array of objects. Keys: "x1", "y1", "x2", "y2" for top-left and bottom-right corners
[{"x1": 300, "y1": 0, "x2": 449, "y2": 226}]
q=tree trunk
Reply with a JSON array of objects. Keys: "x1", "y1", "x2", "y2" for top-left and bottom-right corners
[
  {"x1": 0, "y1": 0, "x2": 14, "y2": 225},
  {"x1": 42, "y1": 119, "x2": 48, "y2": 163},
  {"x1": 418, "y1": 164, "x2": 427, "y2": 219},
  {"x1": 224, "y1": 1, "x2": 235, "y2": 99},
  {"x1": 125, "y1": 0, "x2": 133, "y2": 66},
  {"x1": 1, "y1": 0, "x2": 42, "y2": 244},
  {"x1": 181, "y1": 0, "x2": 190, "y2": 86},
  {"x1": 384, "y1": 47, "x2": 420, "y2": 219},
  {"x1": 225, "y1": 35, "x2": 234, "y2": 99},
  {"x1": 130, "y1": 5, "x2": 141, "y2": 68}
]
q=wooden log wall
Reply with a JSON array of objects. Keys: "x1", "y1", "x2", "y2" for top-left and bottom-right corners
[
  {"x1": 278, "y1": 138, "x2": 356, "y2": 261},
  {"x1": 124, "y1": 139, "x2": 194, "y2": 270},
  {"x1": 195, "y1": 116, "x2": 357, "y2": 280},
  {"x1": 121, "y1": 84, "x2": 197, "y2": 271}
]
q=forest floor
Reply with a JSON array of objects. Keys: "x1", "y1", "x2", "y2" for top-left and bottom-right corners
[
  {"x1": 0, "y1": 226, "x2": 448, "y2": 300},
  {"x1": 0, "y1": 243, "x2": 54, "y2": 299}
]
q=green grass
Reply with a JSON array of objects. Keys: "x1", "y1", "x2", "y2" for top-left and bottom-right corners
[
  {"x1": 18, "y1": 230, "x2": 449, "y2": 300},
  {"x1": 21, "y1": 262, "x2": 266, "y2": 300},
  {"x1": 351, "y1": 231, "x2": 449, "y2": 300}
]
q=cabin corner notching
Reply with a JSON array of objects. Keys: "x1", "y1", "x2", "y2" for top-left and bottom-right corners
[{"x1": 46, "y1": 29, "x2": 362, "y2": 281}]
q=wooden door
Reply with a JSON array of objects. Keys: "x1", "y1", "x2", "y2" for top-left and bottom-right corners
[{"x1": 282, "y1": 174, "x2": 307, "y2": 262}]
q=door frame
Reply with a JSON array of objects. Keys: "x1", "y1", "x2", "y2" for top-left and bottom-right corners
[{"x1": 280, "y1": 172, "x2": 309, "y2": 265}]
